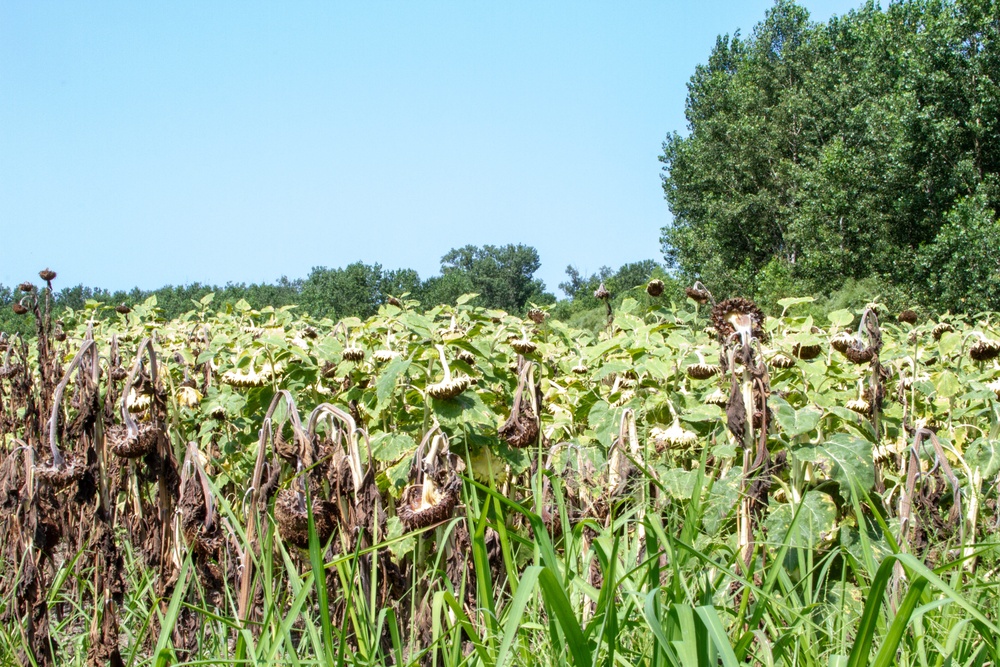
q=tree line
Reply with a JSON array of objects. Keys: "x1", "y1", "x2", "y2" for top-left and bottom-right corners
[
  {"x1": 0, "y1": 245, "x2": 669, "y2": 336},
  {"x1": 661, "y1": 0, "x2": 1000, "y2": 313}
]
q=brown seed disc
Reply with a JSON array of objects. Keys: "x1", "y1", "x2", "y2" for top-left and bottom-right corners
[
  {"x1": 274, "y1": 490, "x2": 338, "y2": 549},
  {"x1": 970, "y1": 339, "x2": 1000, "y2": 362},
  {"x1": 107, "y1": 422, "x2": 160, "y2": 458},
  {"x1": 646, "y1": 279, "x2": 664, "y2": 297},
  {"x1": 710, "y1": 297, "x2": 764, "y2": 340},
  {"x1": 932, "y1": 322, "x2": 954, "y2": 340},
  {"x1": 499, "y1": 404, "x2": 539, "y2": 448},
  {"x1": 342, "y1": 347, "x2": 365, "y2": 362},
  {"x1": 842, "y1": 343, "x2": 875, "y2": 364},
  {"x1": 397, "y1": 480, "x2": 459, "y2": 532},
  {"x1": 34, "y1": 456, "x2": 85, "y2": 490},
  {"x1": 685, "y1": 286, "x2": 710, "y2": 304},
  {"x1": 792, "y1": 343, "x2": 822, "y2": 360},
  {"x1": 685, "y1": 363, "x2": 721, "y2": 380}
]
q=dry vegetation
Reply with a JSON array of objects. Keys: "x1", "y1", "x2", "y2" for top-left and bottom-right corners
[{"x1": 1, "y1": 270, "x2": 998, "y2": 666}]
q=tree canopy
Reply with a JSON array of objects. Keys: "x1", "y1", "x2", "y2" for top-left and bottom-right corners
[{"x1": 660, "y1": 0, "x2": 1000, "y2": 311}]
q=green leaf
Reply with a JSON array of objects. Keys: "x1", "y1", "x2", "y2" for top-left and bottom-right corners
[
  {"x1": 371, "y1": 432, "x2": 416, "y2": 463},
  {"x1": 934, "y1": 370, "x2": 962, "y2": 398},
  {"x1": 764, "y1": 490, "x2": 839, "y2": 551},
  {"x1": 659, "y1": 468, "x2": 698, "y2": 500},
  {"x1": 778, "y1": 296, "x2": 815, "y2": 309},
  {"x1": 679, "y1": 403, "x2": 724, "y2": 423},
  {"x1": 537, "y1": 567, "x2": 593, "y2": 667},
  {"x1": 965, "y1": 438, "x2": 1000, "y2": 478},
  {"x1": 827, "y1": 309, "x2": 854, "y2": 328},
  {"x1": 375, "y1": 357, "x2": 411, "y2": 414},
  {"x1": 593, "y1": 360, "x2": 632, "y2": 382},
  {"x1": 431, "y1": 390, "x2": 495, "y2": 429},
  {"x1": 793, "y1": 433, "x2": 875, "y2": 499},
  {"x1": 772, "y1": 397, "x2": 823, "y2": 437}
]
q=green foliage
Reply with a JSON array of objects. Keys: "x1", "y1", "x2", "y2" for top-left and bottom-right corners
[{"x1": 661, "y1": 0, "x2": 1000, "y2": 308}]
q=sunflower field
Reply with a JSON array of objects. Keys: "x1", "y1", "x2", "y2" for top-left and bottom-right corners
[{"x1": 1, "y1": 271, "x2": 998, "y2": 666}]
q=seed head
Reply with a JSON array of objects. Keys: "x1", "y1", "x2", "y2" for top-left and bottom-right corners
[
  {"x1": 12, "y1": 303, "x2": 28, "y2": 315},
  {"x1": 710, "y1": 297, "x2": 764, "y2": 341},
  {"x1": 116, "y1": 304, "x2": 131, "y2": 315},
  {"x1": 511, "y1": 338, "x2": 537, "y2": 355},
  {"x1": 897, "y1": 309, "x2": 918, "y2": 324},
  {"x1": 770, "y1": 353, "x2": 796, "y2": 369},
  {"x1": 594, "y1": 282, "x2": 610, "y2": 300},
  {"x1": 18, "y1": 282, "x2": 34, "y2": 293},
  {"x1": 38, "y1": 268, "x2": 56, "y2": 282},
  {"x1": 527, "y1": 308, "x2": 547, "y2": 324},
  {"x1": 646, "y1": 279, "x2": 664, "y2": 297},
  {"x1": 685, "y1": 286, "x2": 711, "y2": 304},
  {"x1": 932, "y1": 322, "x2": 954, "y2": 340},
  {"x1": 650, "y1": 419, "x2": 698, "y2": 452},
  {"x1": 685, "y1": 362, "x2": 721, "y2": 380},
  {"x1": 970, "y1": 338, "x2": 1000, "y2": 362},
  {"x1": 341, "y1": 346, "x2": 365, "y2": 362}
]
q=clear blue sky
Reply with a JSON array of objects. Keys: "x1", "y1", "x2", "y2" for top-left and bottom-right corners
[{"x1": 1, "y1": 1, "x2": 860, "y2": 297}]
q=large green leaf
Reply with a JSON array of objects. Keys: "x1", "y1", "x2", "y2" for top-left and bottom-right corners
[
  {"x1": 772, "y1": 397, "x2": 823, "y2": 438},
  {"x1": 764, "y1": 490, "x2": 839, "y2": 551},
  {"x1": 965, "y1": 438, "x2": 1000, "y2": 478},
  {"x1": 793, "y1": 433, "x2": 875, "y2": 499}
]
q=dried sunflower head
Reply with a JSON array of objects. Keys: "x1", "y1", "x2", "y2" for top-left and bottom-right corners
[
  {"x1": 11, "y1": 303, "x2": 28, "y2": 316},
  {"x1": 710, "y1": 297, "x2": 764, "y2": 342},
  {"x1": 846, "y1": 397, "x2": 870, "y2": 415},
  {"x1": 427, "y1": 375, "x2": 470, "y2": 400},
  {"x1": 372, "y1": 349, "x2": 400, "y2": 364},
  {"x1": 115, "y1": 304, "x2": 132, "y2": 315},
  {"x1": 704, "y1": 388, "x2": 728, "y2": 407},
  {"x1": 646, "y1": 279, "x2": 664, "y2": 297},
  {"x1": 342, "y1": 346, "x2": 365, "y2": 362},
  {"x1": 397, "y1": 476, "x2": 460, "y2": 532},
  {"x1": 594, "y1": 282, "x2": 610, "y2": 300},
  {"x1": 39, "y1": 268, "x2": 56, "y2": 282},
  {"x1": 511, "y1": 339, "x2": 537, "y2": 355},
  {"x1": 932, "y1": 322, "x2": 954, "y2": 340},
  {"x1": 34, "y1": 455, "x2": 85, "y2": 489},
  {"x1": 18, "y1": 282, "x2": 34, "y2": 293},
  {"x1": 686, "y1": 361, "x2": 721, "y2": 380},
  {"x1": 108, "y1": 422, "x2": 160, "y2": 458},
  {"x1": 842, "y1": 341, "x2": 875, "y2": 365},
  {"x1": 176, "y1": 386, "x2": 203, "y2": 408},
  {"x1": 897, "y1": 310, "x2": 918, "y2": 324},
  {"x1": 970, "y1": 338, "x2": 1000, "y2": 362},
  {"x1": 830, "y1": 331, "x2": 855, "y2": 354},
  {"x1": 527, "y1": 308, "x2": 547, "y2": 324},
  {"x1": 650, "y1": 419, "x2": 698, "y2": 452},
  {"x1": 792, "y1": 342, "x2": 822, "y2": 360},
  {"x1": 770, "y1": 353, "x2": 796, "y2": 368},
  {"x1": 456, "y1": 349, "x2": 476, "y2": 365},
  {"x1": 571, "y1": 363, "x2": 588, "y2": 375},
  {"x1": 685, "y1": 285, "x2": 711, "y2": 304},
  {"x1": 275, "y1": 490, "x2": 339, "y2": 549}
]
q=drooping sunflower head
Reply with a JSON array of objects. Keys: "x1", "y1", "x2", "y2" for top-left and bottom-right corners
[{"x1": 710, "y1": 297, "x2": 764, "y2": 343}]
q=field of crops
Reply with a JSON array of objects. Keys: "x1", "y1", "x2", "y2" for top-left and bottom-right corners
[{"x1": 1, "y1": 272, "x2": 999, "y2": 666}]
